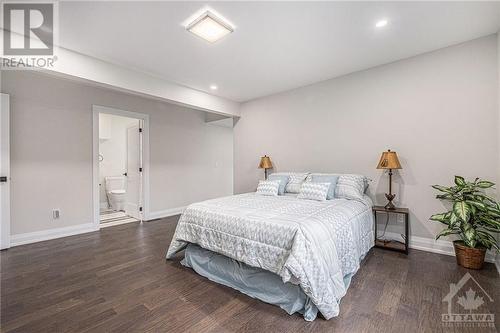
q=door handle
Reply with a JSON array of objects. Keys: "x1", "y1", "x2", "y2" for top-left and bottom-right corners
[
  {"x1": 123, "y1": 172, "x2": 128, "y2": 177},
  {"x1": 0, "y1": 176, "x2": 7, "y2": 183}
]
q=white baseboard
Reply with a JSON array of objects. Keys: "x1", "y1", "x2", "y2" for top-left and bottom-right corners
[
  {"x1": 147, "y1": 206, "x2": 186, "y2": 221},
  {"x1": 383, "y1": 232, "x2": 497, "y2": 264},
  {"x1": 8, "y1": 205, "x2": 186, "y2": 247},
  {"x1": 10, "y1": 223, "x2": 98, "y2": 247}
]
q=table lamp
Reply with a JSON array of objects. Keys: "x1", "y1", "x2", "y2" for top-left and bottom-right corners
[
  {"x1": 258, "y1": 155, "x2": 273, "y2": 180},
  {"x1": 376, "y1": 149, "x2": 402, "y2": 210}
]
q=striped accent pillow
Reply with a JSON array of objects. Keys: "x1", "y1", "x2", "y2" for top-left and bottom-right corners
[
  {"x1": 283, "y1": 173, "x2": 309, "y2": 193},
  {"x1": 310, "y1": 174, "x2": 339, "y2": 200},
  {"x1": 297, "y1": 182, "x2": 330, "y2": 201},
  {"x1": 306, "y1": 173, "x2": 368, "y2": 200},
  {"x1": 256, "y1": 180, "x2": 280, "y2": 196},
  {"x1": 336, "y1": 174, "x2": 366, "y2": 200},
  {"x1": 267, "y1": 174, "x2": 290, "y2": 195}
]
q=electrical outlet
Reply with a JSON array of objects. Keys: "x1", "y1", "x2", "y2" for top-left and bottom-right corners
[
  {"x1": 53, "y1": 209, "x2": 60, "y2": 219},
  {"x1": 397, "y1": 213, "x2": 404, "y2": 224}
]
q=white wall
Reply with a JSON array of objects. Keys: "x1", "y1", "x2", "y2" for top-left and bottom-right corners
[
  {"x1": 1, "y1": 70, "x2": 233, "y2": 236},
  {"x1": 498, "y1": 32, "x2": 500, "y2": 200},
  {"x1": 98, "y1": 114, "x2": 139, "y2": 207},
  {"x1": 234, "y1": 35, "x2": 498, "y2": 240},
  {"x1": 496, "y1": 32, "x2": 500, "y2": 269}
]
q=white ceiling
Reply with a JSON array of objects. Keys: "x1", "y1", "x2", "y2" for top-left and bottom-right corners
[{"x1": 59, "y1": 2, "x2": 500, "y2": 102}]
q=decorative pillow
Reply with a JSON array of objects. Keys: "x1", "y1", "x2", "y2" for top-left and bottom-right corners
[
  {"x1": 311, "y1": 174, "x2": 339, "y2": 200},
  {"x1": 306, "y1": 173, "x2": 367, "y2": 200},
  {"x1": 256, "y1": 180, "x2": 280, "y2": 196},
  {"x1": 297, "y1": 182, "x2": 330, "y2": 201},
  {"x1": 272, "y1": 172, "x2": 309, "y2": 193},
  {"x1": 336, "y1": 174, "x2": 366, "y2": 200},
  {"x1": 267, "y1": 174, "x2": 290, "y2": 195}
]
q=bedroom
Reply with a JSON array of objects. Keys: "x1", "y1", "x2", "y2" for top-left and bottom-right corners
[{"x1": 0, "y1": 1, "x2": 499, "y2": 332}]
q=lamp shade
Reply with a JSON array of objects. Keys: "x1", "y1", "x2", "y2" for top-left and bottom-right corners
[
  {"x1": 376, "y1": 150, "x2": 402, "y2": 169},
  {"x1": 259, "y1": 155, "x2": 273, "y2": 169}
]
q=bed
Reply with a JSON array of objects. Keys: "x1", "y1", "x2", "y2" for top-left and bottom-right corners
[{"x1": 166, "y1": 179, "x2": 374, "y2": 321}]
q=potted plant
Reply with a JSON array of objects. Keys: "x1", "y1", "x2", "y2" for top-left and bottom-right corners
[{"x1": 430, "y1": 176, "x2": 500, "y2": 269}]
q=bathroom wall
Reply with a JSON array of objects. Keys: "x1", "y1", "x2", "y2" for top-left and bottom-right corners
[
  {"x1": 98, "y1": 114, "x2": 139, "y2": 208},
  {"x1": 2, "y1": 70, "x2": 233, "y2": 236}
]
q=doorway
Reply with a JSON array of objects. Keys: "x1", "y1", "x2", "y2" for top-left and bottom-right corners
[{"x1": 92, "y1": 105, "x2": 150, "y2": 228}]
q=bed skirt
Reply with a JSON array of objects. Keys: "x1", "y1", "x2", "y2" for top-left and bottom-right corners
[{"x1": 181, "y1": 243, "x2": 320, "y2": 320}]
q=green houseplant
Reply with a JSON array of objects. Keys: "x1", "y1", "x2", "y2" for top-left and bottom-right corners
[{"x1": 430, "y1": 176, "x2": 500, "y2": 269}]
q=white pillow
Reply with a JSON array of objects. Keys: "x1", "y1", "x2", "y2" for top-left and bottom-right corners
[
  {"x1": 336, "y1": 174, "x2": 366, "y2": 200},
  {"x1": 297, "y1": 182, "x2": 330, "y2": 201},
  {"x1": 256, "y1": 180, "x2": 280, "y2": 196},
  {"x1": 305, "y1": 173, "x2": 367, "y2": 200},
  {"x1": 271, "y1": 172, "x2": 309, "y2": 193}
]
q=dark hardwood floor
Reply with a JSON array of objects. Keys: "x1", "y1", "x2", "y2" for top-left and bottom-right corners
[{"x1": 1, "y1": 216, "x2": 499, "y2": 333}]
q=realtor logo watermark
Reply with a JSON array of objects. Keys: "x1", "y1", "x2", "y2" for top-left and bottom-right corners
[
  {"x1": 442, "y1": 272, "x2": 495, "y2": 329},
  {"x1": 1, "y1": 1, "x2": 58, "y2": 69}
]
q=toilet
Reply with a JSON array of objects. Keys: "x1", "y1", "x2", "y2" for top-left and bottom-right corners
[{"x1": 105, "y1": 176, "x2": 127, "y2": 211}]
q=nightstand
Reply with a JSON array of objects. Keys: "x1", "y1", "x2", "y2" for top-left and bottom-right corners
[{"x1": 373, "y1": 206, "x2": 409, "y2": 254}]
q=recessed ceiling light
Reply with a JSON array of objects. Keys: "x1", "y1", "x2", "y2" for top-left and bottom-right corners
[
  {"x1": 210, "y1": 84, "x2": 218, "y2": 90},
  {"x1": 375, "y1": 19, "x2": 389, "y2": 28},
  {"x1": 186, "y1": 10, "x2": 234, "y2": 43}
]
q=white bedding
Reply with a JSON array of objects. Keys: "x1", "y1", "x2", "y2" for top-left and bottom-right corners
[{"x1": 166, "y1": 193, "x2": 374, "y2": 319}]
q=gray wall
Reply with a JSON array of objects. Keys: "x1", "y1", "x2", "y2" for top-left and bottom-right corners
[
  {"x1": 496, "y1": 31, "x2": 500, "y2": 262},
  {"x1": 234, "y1": 35, "x2": 498, "y2": 240},
  {"x1": 2, "y1": 71, "x2": 233, "y2": 235},
  {"x1": 497, "y1": 32, "x2": 500, "y2": 264}
]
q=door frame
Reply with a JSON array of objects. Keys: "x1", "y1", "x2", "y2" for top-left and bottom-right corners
[
  {"x1": 92, "y1": 105, "x2": 150, "y2": 229},
  {"x1": 0, "y1": 94, "x2": 10, "y2": 249}
]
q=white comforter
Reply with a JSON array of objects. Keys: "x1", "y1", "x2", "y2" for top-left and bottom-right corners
[{"x1": 166, "y1": 193, "x2": 374, "y2": 319}]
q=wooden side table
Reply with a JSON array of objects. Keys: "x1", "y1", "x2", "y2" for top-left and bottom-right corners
[{"x1": 373, "y1": 206, "x2": 409, "y2": 254}]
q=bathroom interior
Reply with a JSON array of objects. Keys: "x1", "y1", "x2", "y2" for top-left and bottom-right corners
[{"x1": 99, "y1": 113, "x2": 142, "y2": 226}]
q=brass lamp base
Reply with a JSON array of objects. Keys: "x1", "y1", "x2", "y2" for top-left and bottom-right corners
[{"x1": 384, "y1": 193, "x2": 396, "y2": 210}]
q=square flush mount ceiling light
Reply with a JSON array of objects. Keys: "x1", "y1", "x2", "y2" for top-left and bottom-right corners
[{"x1": 186, "y1": 10, "x2": 234, "y2": 43}]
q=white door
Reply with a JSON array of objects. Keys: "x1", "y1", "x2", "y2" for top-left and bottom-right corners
[
  {"x1": 0, "y1": 94, "x2": 11, "y2": 250},
  {"x1": 125, "y1": 124, "x2": 142, "y2": 220}
]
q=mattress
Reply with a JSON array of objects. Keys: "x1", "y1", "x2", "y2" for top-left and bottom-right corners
[{"x1": 167, "y1": 193, "x2": 374, "y2": 319}]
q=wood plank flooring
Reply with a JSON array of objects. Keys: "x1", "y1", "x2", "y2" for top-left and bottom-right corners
[{"x1": 1, "y1": 216, "x2": 499, "y2": 332}]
